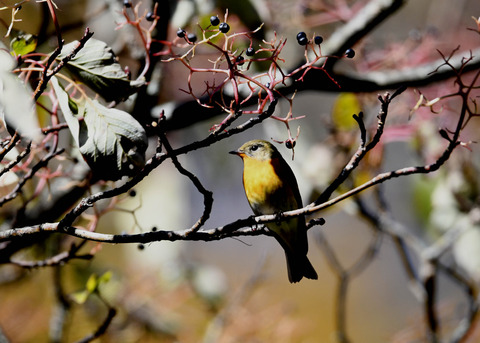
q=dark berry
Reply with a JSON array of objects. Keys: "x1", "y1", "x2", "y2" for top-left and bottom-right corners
[
  {"x1": 285, "y1": 140, "x2": 296, "y2": 149},
  {"x1": 219, "y1": 22, "x2": 230, "y2": 33},
  {"x1": 345, "y1": 48, "x2": 355, "y2": 58},
  {"x1": 129, "y1": 189, "x2": 136, "y2": 197},
  {"x1": 138, "y1": 244, "x2": 145, "y2": 250},
  {"x1": 176, "y1": 28, "x2": 186, "y2": 38},
  {"x1": 210, "y1": 15, "x2": 220, "y2": 26},
  {"x1": 296, "y1": 32, "x2": 307, "y2": 41},
  {"x1": 236, "y1": 55, "x2": 245, "y2": 65},
  {"x1": 146, "y1": 12, "x2": 154, "y2": 21},
  {"x1": 297, "y1": 36, "x2": 308, "y2": 46},
  {"x1": 246, "y1": 47, "x2": 255, "y2": 56},
  {"x1": 123, "y1": 0, "x2": 132, "y2": 8},
  {"x1": 187, "y1": 33, "x2": 197, "y2": 43},
  {"x1": 314, "y1": 35, "x2": 323, "y2": 45},
  {"x1": 151, "y1": 226, "x2": 158, "y2": 232}
]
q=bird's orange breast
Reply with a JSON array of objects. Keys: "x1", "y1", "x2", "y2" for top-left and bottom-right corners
[{"x1": 242, "y1": 156, "x2": 290, "y2": 214}]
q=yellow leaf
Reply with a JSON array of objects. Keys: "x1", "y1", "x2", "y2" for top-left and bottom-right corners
[
  {"x1": 85, "y1": 274, "x2": 98, "y2": 294},
  {"x1": 71, "y1": 290, "x2": 90, "y2": 304},
  {"x1": 332, "y1": 93, "x2": 362, "y2": 130}
]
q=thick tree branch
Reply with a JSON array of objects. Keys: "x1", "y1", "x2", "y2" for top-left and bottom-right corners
[{"x1": 163, "y1": 47, "x2": 480, "y2": 131}]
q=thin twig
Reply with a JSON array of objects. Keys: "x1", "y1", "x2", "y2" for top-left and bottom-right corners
[
  {"x1": 34, "y1": 28, "x2": 94, "y2": 101},
  {"x1": 0, "y1": 148, "x2": 64, "y2": 207},
  {"x1": 157, "y1": 116, "x2": 213, "y2": 234}
]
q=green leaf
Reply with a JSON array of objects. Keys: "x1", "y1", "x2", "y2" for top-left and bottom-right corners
[
  {"x1": 98, "y1": 271, "x2": 113, "y2": 285},
  {"x1": 57, "y1": 38, "x2": 144, "y2": 102},
  {"x1": 0, "y1": 49, "x2": 41, "y2": 142},
  {"x1": 332, "y1": 93, "x2": 362, "y2": 130},
  {"x1": 10, "y1": 33, "x2": 37, "y2": 56},
  {"x1": 80, "y1": 99, "x2": 147, "y2": 180},
  {"x1": 412, "y1": 175, "x2": 436, "y2": 223}
]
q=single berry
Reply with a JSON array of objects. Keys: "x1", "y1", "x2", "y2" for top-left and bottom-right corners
[
  {"x1": 345, "y1": 48, "x2": 355, "y2": 58},
  {"x1": 187, "y1": 33, "x2": 197, "y2": 43},
  {"x1": 138, "y1": 244, "x2": 145, "y2": 250},
  {"x1": 246, "y1": 47, "x2": 255, "y2": 56},
  {"x1": 219, "y1": 22, "x2": 230, "y2": 33},
  {"x1": 297, "y1": 36, "x2": 308, "y2": 46},
  {"x1": 146, "y1": 11, "x2": 155, "y2": 21},
  {"x1": 285, "y1": 140, "x2": 296, "y2": 149},
  {"x1": 152, "y1": 226, "x2": 158, "y2": 232},
  {"x1": 314, "y1": 35, "x2": 323, "y2": 45},
  {"x1": 296, "y1": 31, "x2": 307, "y2": 41},
  {"x1": 210, "y1": 15, "x2": 220, "y2": 26},
  {"x1": 176, "y1": 28, "x2": 186, "y2": 38},
  {"x1": 265, "y1": 82, "x2": 271, "y2": 88},
  {"x1": 123, "y1": 0, "x2": 132, "y2": 8},
  {"x1": 236, "y1": 55, "x2": 245, "y2": 65},
  {"x1": 129, "y1": 189, "x2": 136, "y2": 197}
]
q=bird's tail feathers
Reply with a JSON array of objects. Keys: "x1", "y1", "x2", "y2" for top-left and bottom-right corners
[{"x1": 285, "y1": 251, "x2": 318, "y2": 283}]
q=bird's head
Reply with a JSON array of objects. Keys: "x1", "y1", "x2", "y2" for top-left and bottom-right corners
[{"x1": 229, "y1": 139, "x2": 279, "y2": 161}]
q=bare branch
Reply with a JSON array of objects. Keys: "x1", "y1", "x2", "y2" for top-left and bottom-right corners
[{"x1": 322, "y1": 0, "x2": 407, "y2": 68}]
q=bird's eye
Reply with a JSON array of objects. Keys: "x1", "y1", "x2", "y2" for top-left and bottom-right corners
[{"x1": 250, "y1": 145, "x2": 259, "y2": 151}]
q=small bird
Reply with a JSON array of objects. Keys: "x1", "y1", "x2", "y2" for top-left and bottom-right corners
[{"x1": 230, "y1": 139, "x2": 318, "y2": 283}]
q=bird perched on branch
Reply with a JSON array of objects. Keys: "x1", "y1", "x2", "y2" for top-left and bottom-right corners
[{"x1": 230, "y1": 139, "x2": 317, "y2": 283}]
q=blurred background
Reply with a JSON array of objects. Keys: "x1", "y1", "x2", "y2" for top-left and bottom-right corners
[{"x1": 1, "y1": 0, "x2": 480, "y2": 342}]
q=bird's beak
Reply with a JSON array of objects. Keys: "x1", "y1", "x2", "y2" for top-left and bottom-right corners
[{"x1": 229, "y1": 150, "x2": 244, "y2": 157}]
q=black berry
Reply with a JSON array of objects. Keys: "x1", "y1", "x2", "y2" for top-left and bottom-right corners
[
  {"x1": 345, "y1": 48, "x2": 355, "y2": 58},
  {"x1": 210, "y1": 16, "x2": 220, "y2": 26},
  {"x1": 146, "y1": 12, "x2": 154, "y2": 21},
  {"x1": 123, "y1": 0, "x2": 132, "y2": 8},
  {"x1": 296, "y1": 32, "x2": 307, "y2": 41},
  {"x1": 297, "y1": 36, "x2": 308, "y2": 46},
  {"x1": 314, "y1": 35, "x2": 323, "y2": 45},
  {"x1": 176, "y1": 28, "x2": 186, "y2": 38},
  {"x1": 219, "y1": 22, "x2": 230, "y2": 33},
  {"x1": 129, "y1": 189, "x2": 136, "y2": 197},
  {"x1": 187, "y1": 33, "x2": 197, "y2": 43},
  {"x1": 246, "y1": 47, "x2": 255, "y2": 56},
  {"x1": 236, "y1": 55, "x2": 245, "y2": 65},
  {"x1": 138, "y1": 244, "x2": 145, "y2": 250},
  {"x1": 285, "y1": 140, "x2": 296, "y2": 149}
]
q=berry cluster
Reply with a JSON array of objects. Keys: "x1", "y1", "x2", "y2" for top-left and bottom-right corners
[
  {"x1": 175, "y1": 15, "x2": 231, "y2": 44},
  {"x1": 157, "y1": 15, "x2": 350, "y2": 147},
  {"x1": 296, "y1": 31, "x2": 354, "y2": 58}
]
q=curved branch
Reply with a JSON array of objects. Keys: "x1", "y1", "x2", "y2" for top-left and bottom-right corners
[{"x1": 322, "y1": 0, "x2": 407, "y2": 69}]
